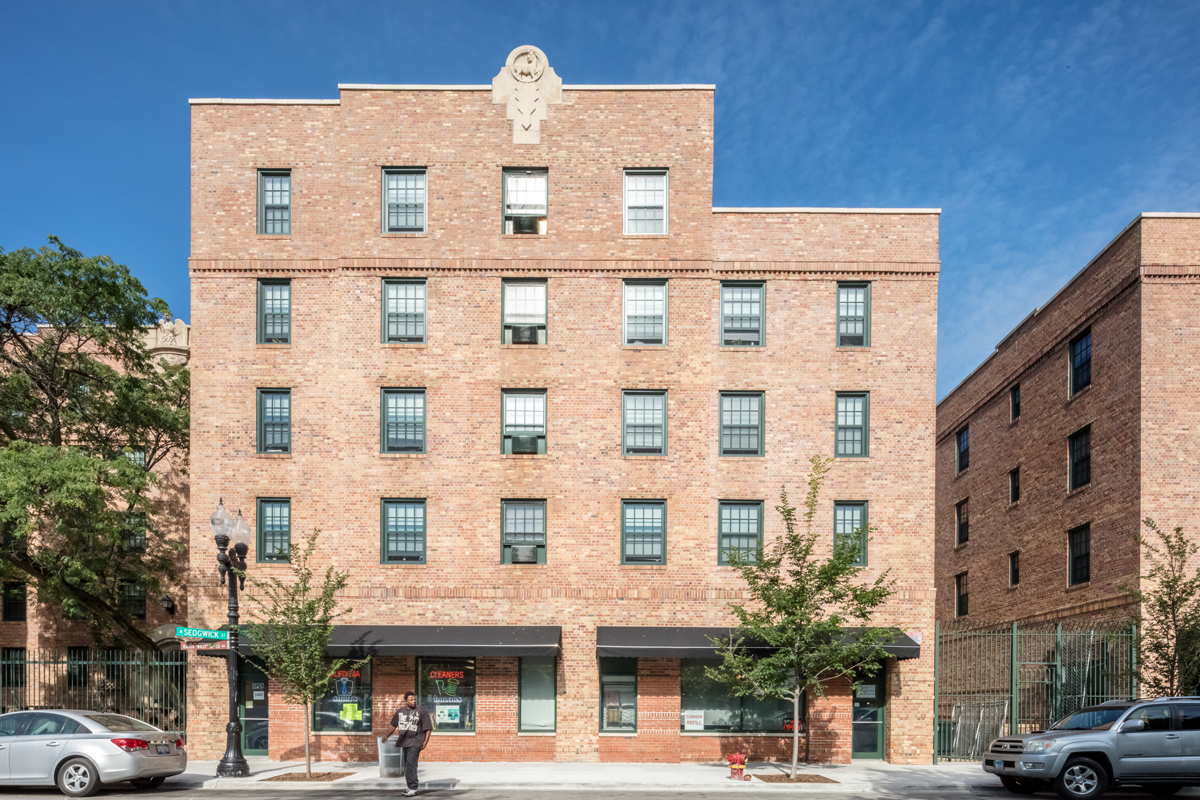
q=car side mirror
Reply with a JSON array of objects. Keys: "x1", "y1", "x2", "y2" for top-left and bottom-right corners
[{"x1": 1121, "y1": 719, "x2": 1145, "y2": 733}]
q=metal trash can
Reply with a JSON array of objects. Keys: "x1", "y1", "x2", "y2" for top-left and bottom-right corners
[{"x1": 378, "y1": 737, "x2": 405, "y2": 778}]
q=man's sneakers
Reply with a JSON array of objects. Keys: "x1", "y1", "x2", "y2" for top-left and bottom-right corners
[{"x1": 402, "y1": 790, "x2": 418, "y2": 797}]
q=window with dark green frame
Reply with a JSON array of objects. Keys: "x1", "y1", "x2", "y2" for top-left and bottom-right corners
[
  {"x1": 257, "y1": 389, "x2": 291, "y2": 453},
  {"x1": 381, "y1": 499, "x2": 426, "y2": 563},
  {"x1": 258, "y1": 170, "x2": 291, "y2": 235},
  {"x1": 519, "y1": 656, "x2": 556, "y2": 732},
  {"x1": 502, "y1": 390, "x2": 546, "y2": 454},
  {"x1": 720, "y1": 392, "x2": 764, "y2": 456},
  {"x1": 681, "y1": 658, "x2": 800, "y2": 732},
  {"x1": 1068, "y1": 524, "x2": 1090, "y2": 585},
  {"x1": 2, "y1": 582, "x2": 26, "y2": 622},
  {"x1": 67, "y1": 646, "x2": 89, "y2": 688},
  {"x1": 257, "y1": 498, "x2": 291, "y2": 562},
  {"x1": 622, "y1": 391, "x2": 666, "y2": 455},
  {"x1": 834, "y1": 502, "x2": 868, "y2": 566},
  {"x1": 956, "y1": 499, "x2": 969, "y2": 545},
  {"x1": 382, "y1": 279, "x2": 427, "y2": 343},
  {"x1": 1, "y1": 647, "x2": 26, "y2": 688},
  {"x1": 502, "y1": 280, "x2": 547, "y2": 344},
  {"x1": 382, "y1": 168, "x2": 426, "y2": 233},
  {"x1": 381, "y1": 389, "x2": 426, "y2": 453},
  {"x1": 718, "y1": 501, "x2": 762, "y2": 565},
  {"x1": 836, "y1": 282, "x2": 870, "y2": 346},
  {"x1": 1070, "y1": 330, "x2": 1092, "y2": 395},
  {"x1": 621, "y1": 500, "x2": 665, "y2": 564},
  {"x1": 120, "y1": 584, "x2": 146, "y2": 621},
  {"x1": 123, "y1": 512, "x2": 147, "y2": 552},
  {"x1": 502, "y1": 500, "x2": 546, "y2": 564},
  {"x1": 257, "y1": 280, "x2": 291, "y2": 344},
  {"x1": 835, "y1": 393, "x2": 869, "y2": 457},
  {"x1": 600, "y1": 657, "x2": 636, "y2": 732},
  {"x1": 721, "y1": 283, "x2": 763, "y2": 346},
  {"x1": 1069, "y1": 426, "x2": 1091, "y2": 491}
]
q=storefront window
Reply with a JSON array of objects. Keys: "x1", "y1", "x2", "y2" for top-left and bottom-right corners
[
  {"x1": 600, "y1": 657, "x2": 637, "y2": 732},
  {"x1": 520, "y1": 656, "x2": 556, "y2": 732},
  {"x1": 418, "y1": 658, "x2": 476, "y2": 732},
  {"x1": 680, "y1": 659, "x2": 800, "y2": 733},
  {"x1": 313, "y1": 661, "x2": 373, "y2": 733}
]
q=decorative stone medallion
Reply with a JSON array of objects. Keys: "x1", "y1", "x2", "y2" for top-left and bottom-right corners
[{"x1": 492, "y1": 45, "x2": 562, "y2": 145}]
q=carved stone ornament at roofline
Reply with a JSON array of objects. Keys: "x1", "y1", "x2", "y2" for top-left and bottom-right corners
[{"x1": 492, "y1": 45, "x2": 562, "y2": 144}]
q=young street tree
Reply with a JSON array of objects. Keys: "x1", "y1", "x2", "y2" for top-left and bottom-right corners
[
  {"x1": 0, "y1": 237, "x2": 189, "y2": 651},
  {"x1": 709, "y1": 455, "x2": 896, "y2": 777},
  {"x1": 240, "y1": 530, "x2": 360, "y2": 779}
]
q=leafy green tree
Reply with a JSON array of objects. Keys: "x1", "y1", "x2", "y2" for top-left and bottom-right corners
[
  {"x1": 240, "y1": 530, "x2": 361, "y2": 778},
  {"x1": 708, "y1": 455, "x2": 896, "y2": 777},
  {"x1": 0, "y1": 237, "x2": 189, "y2": 651}
]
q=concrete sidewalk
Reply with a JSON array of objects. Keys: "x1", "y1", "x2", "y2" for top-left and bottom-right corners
[{"x1": 182, "y1": 759, "x2": 995, "y2": 793}]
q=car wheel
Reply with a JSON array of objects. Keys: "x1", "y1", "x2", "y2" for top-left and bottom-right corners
[
  {"x1": 1146, "y1": 786, "x2": 1182, "y2": 797},
  {"x1": 1001, "y1": 776, "x2": 1041, "y2": 794},
  {"x1": 1052, "y1": 757, "x2": 1108, "y2": 799},
  {"x1": 131, "y1": 776, "x2": 167, "y2": 790},
  {"x1": 57, "y1": 757, "x2": 102, "y2": 798}
]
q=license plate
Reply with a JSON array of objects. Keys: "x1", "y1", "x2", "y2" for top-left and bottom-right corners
[{"x1": 156, "y1": 744, "x2": 170, "y2": 755}]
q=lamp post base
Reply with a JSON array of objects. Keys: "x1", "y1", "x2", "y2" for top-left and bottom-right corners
[{"x1": 216, "y1": 721, "x2": 251, "y2": 778}]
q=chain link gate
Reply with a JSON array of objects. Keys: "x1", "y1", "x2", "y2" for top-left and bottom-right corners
[{"x1": 934, "y1": 620, "x2": 1136, "y2": 763}]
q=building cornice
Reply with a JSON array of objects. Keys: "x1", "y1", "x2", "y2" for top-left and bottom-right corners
[
  {"x1": 713, "y1": 207, "x2": 940, "y2": 215},
  {"x1": 189, "y1": 85, "x2": 717, "y2": 105},
  {"x1": 189, "y1": 98, "x2": 340, "y2": 105}
]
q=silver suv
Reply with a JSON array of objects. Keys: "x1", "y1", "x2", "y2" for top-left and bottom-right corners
[{"x1": 984, "y1": 697, "x2": 1200, "y2": 798}]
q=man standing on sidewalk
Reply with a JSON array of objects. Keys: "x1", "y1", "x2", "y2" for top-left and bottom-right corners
[{"x1": 383, "y1": 691, "x2": 433, "y2": 796}]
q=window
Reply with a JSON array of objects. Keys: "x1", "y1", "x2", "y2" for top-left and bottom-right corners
[
  {"x1": 1125, "y1": 704, "x2": 1172, "y2": 732},
  {"x1": 67, "y1": 646, "x2": 89, "y2": 688},
  {"x1": 1069, "y1": 524, "x2": 1090, "y2": 586},
  {"x1": 125, "y1": 448, "x2": 146, "y2": 467},
  {"x1": 721, "y1": 283, "x2": 763, "y2": 346},
  {"x1": 1010, "y1": 468, "x2": 1021, "y2": 504},
  {"x1": 1069, "y1": 426, "x2": 1091, "y2": 491},
  {"x1": 955, "y1": 572, "x2": 968, "y2": 617},
  {"x1": 720, "y1": 392, "x2": 764, "y2": 456},
  {"x1": 834, "y1": 502, "x2": 868, "y2": 567},
  {"x1": 623, "y1": 170, "x2": 667, "y2": 234},
  {"x1": 2, "y1": 583, "x2": 25, "y2": 622},
  {"x1": 418, "y1": 658, "x2": 475, "y2": 731},
  {"x1": 956, "y1": 426, "x2": 969, "y2": 472},
  {"x1": 836, "y1": 283, "x2": 871, "y2": 347},
  {"x1": 381, "y1": 389, "x2": 426, "y2": 453},
  {"x1": 621, "y1": 500, "x2": 665, "y2": 565},
  {"x1": 502, "y1": 280, "x2": 547, "y2": 344},
  {"x1": 1177, "y1": 704, "x2": 1200, "y2": 731},
  {"x1": 120, "y1": 584, "x2": 146, "y2": 621},
  {"x1": 956, "y1": 499, "x2": 969, "y2": 545},
  {"x1": 1010, "y1": 385, "x2": 1021, "y2": 420},
  {"x1": 382, "y1": 169, "x2": 426, "y2": 233},
  {"x1": 257, "y1": 280, "x2": 291, "y2": 344},
  {"x1": 1, "y1": 647, "x2": 26, "y2": 688},
  {"x1": 502, "y1": 390, "x2": 547, "y2": 454},
  {"x1": 623, "y1": 281, "x2": 667, "y2": 345},
  {"x1": 718, "y1": 501, "x2": 762, "y2": 566},
  {"x1": 600, "y1": 657, "x2": 636, "y2": 732},
  {"x1": 258, "y1": 170, "x2": 291, "y2": 235},
  {"x1": 313, "y1": 662, "x2": 372, "y2": 732},
  {"x1": 1070, "y1": 330, "x2": 1092, "y2": 395},
  {"x1": 681, "y1": 659, "x2": 799, "y2": 733},
  {"x1": 257, "y1": 499, "x2": 291, "y2": 562},
  {"x1": 257, "y1": 389, "x2": 291, "y2": 453},
  {"x1": 835, "y1": 393, "x2": 869, "y2": 457},
  {"x1": 1009, "y1": 551, "x2": 1020, "y2": 586},
  {"x1": 382, "y1": 280, "x2": 427, "y2": 343},
  {"x1": 123, "y1": 513, "x2": 147, "y2": 552},
  {"x1": 502, "y1": 500, "x2": 546, "y2": 564},
  {"x1": 519, "y1": 656, "x2": 556, "y2": 732},
  {"x1": 622, "y1": 391, "x2": 666, "y2": 455},
  {"x1": 503, "y1": 169, "x2": 547, "y2": 234},
  {"x1": 381, "y1": 500, "x2": 426, "y2": 564}
]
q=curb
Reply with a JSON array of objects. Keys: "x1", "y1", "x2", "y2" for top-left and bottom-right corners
[{"x1": 201, "y1": 778, "x2": 986, "y2": 792}]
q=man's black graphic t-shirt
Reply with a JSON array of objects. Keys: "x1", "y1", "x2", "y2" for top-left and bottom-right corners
[{"x1": 390, "y1": 705, "x2": 433, "y2": 749}]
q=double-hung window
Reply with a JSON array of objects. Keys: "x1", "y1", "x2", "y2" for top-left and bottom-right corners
[
  {"x1": 502, "y1": 280, "x2": 547, "y2": 344},
  {"x1": 1070, "y1": 330, "x2": 1092, "y2": 395},
  {"x1": 1069, "y1": 426, "x2": 1091, "y2": 491},
  {"x1": 624, "y1": 281, "x2": 667, "y2": 345},
  {"x1": 720, "y1": 392, "x2": 764, "y2": 456},
  {"x1": 502, "y1": 390, "x2": 546, "y2": 454},
  {"x1": 623, "y1": 170, "x2": 667, "y2": 234},
  {"x1": 67, "y1": 646, "x2": 89, "y2": 688},
  {"x1": 956, "y1": 426, "x2": 969, "y2": 472},
  {"x1": 621, "y1": 500, "x2": 665, "y2": 564},
  {"x1": 834, "y1": 393, "x2": 869, "y2": 457},
  {"x1": 381, "y1": 389, "x2": 426, "y2": 453},
  {"x1": 1009, "y1": 551, "x2": 1020, "y2": 586},
  {"x1": 382, "y1": 279, "x2": 427, "y2": 343},
  {"x1": 503, "y1": 169, "x2": 548, "y2": 234},
  {"x1": 1, "y1": 647, "x2": 26, "y2": 688},
  {"x1": 718, "y1": 501, "x2": 762, "y2": 566},
  {"x1": 2, "y1": 583, "x2": 26, "y2": 622},
  {"x1": 123, "y1": 512, "x2": 147, "y2": 552},
  {"x1": 834, "y1": 502, "x2": 868, "y2": 566},
  {"x1": 622, "y1": 391, "x2": 666, "y2": 455},
  {"x1": 381, "y1": 499, "x2": 426, "y2": 564},
  {"x1": 1010, "y1": 384, "x2": 1021, "y2": 420},
  {"x1": 257, "y1": 498, "x2": 291, "y2": 562},
  {"x1": 382, "y1": 168, "x2": 426, "y2": 232},
  {"x1": 120, "y1": 584, "x2": 146, "y2": 621},
  {"x1": 257, "y1": 389, "x2": 291, "y2": 453},
  {"x1": 1010, "y1": 467, "x2": 1021, "y2": 504},
  {"x1": 502, "y1": 500, "x2": 546, "y2": 564},
  {"x1": 257, "y1": 279, "x2": 291, "y2": 344},
  {"x1": 836, "y1": 283, "x2": 870, "y2": 346},
  {"x1": 1068, "y1": 524, "x2": 1090, "y2": 585},
  {"x1": 258, "y1": 170, "x2": 291, "y2": 235},
  {"x1": 955, "y1": 573, "x2": 968, "y2": 617},
  {"x1": 721, "y1": 283, "x2": 764, "y2": 346},
  {"x1": 956, "y1": 499, "x2": 969, "y2": 545}
]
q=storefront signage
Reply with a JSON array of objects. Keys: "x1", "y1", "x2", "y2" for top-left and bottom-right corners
[
  {"x1": 683, "y1": 711, "x2": 704, "y2": 731},
  {"x1": 175, "y1": 626, "x2": 228, "y2": 641}
]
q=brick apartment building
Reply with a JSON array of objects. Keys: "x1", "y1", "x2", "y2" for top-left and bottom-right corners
[
  {"x1": 186, "y1": 46, "x2": 940, "y2": 764},
  {"x1": 935, "y1": 214, "x2": 1200, "y2": 624}
]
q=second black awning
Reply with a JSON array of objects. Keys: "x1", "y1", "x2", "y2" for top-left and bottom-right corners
[
  {"x1": 596, "y1": 626, "x2": 920, "y2": 660},
  {"x1": 240, "y1": 625, "x2": 561, "y2": 658}
]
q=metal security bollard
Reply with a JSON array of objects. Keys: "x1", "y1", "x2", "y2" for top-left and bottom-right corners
[{"x1": 378, "y1": 737, "x2": 405, "y2": 778}]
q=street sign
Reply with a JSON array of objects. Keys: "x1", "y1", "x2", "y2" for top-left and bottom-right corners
[
  {"x1": 175, "y1": 626, "x2": 229, "y2": 641},
  {"x1": 182, "y1": 638, "x2": 229, "y2": 651}
]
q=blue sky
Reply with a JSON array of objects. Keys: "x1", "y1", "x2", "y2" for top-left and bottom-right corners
[{"x1": 1, "y1": 0, "x2": 1197, "y2": 398}]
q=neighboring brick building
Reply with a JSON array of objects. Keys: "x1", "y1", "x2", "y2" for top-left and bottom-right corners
[
  {"x1": 935, "y1": 214, "x2": 1200, "y2": 624},
  {"x1": 187, "y1": 46, "x2": 939, "y2": 765}
]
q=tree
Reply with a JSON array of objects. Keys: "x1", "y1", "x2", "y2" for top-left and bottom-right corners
[
  {"x1": 1120, "y1": 517, "x2": 1200, "y2": 697},
  {"x1": 708, "y1": 455, "x2": 896, "y2": 777},
  {"x1": 0, "y1": 237, "x2": 189, "y2": 651},
  {"x1": 240, "y1": 530, "x2": 361, "y2": 778}
]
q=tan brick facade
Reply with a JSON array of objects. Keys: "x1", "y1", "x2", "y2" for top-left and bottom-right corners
[{"x1": 187, "y1": 57, "x2": 939, "y2": 765}]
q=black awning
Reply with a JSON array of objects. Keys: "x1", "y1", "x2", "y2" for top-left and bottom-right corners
[
  {"x1": 596, "y1": 626, "x2": 920, "y2": 660},
  {"x1": 240, "y1": 625, "x2": 561, "y2": 658}
]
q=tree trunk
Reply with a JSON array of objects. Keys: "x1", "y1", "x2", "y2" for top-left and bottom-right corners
[
  {"x1": 304, "y1": 699, "x2": 311, "y2": 778},
  {"x1": 791, "y1": 691, "x2": 800, "y2": 778}
]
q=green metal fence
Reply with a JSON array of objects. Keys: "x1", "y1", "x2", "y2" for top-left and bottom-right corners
[
  {"x1": 0, "y1": 650, "x2": 187, "y2": 737},
  {"x1": 934, "y1": 619, "x2": 1136, "y2": 763}
]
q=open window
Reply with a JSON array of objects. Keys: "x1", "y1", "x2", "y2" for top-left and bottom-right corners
[
  {"x1": 503, "y1": 169, "x2": 547, "y2": 234},
  {"x1": 502, "y1": 390, "x2": 547, "y2": 454},
  {"x1": 502, "y1": 280, "x2": 547, "y2": 344}
]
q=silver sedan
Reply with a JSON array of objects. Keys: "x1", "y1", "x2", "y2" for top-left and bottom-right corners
[{"x1": 0, "y1": 710, "x2": 186, "y2": 796}]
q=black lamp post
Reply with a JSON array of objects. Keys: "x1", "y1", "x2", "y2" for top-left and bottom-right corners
[{"x1": 211, "y1": 499, "x2": 251, "y2": 778}]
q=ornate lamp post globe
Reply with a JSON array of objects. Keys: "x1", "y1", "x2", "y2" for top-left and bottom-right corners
[{"x1": 211, "y1": 499, "x2": 250, "y2": 778}]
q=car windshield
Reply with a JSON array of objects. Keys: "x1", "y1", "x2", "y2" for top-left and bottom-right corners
[
  {"x1": 83, "y1": 714, "x2": 159, "y2": 732},
  {"x1": 1049, "y1": 707, "x2": 1128, "y2": 731}
]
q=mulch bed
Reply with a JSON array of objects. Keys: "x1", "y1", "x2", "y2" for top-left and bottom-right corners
[
  {"x1": 753, "y1": 773, "x2": 840, "y2": 783},
  {"x1": 262, "y1": 772, "x2": 355, "y2": 782}
]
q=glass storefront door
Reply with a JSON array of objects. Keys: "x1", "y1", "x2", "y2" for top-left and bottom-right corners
[
  {"x1": 239, "y1": 661, "x2": 269, "y2": 756},
  {"x1": 851, "y1": 670, "x2": 886, "y2": 759}
]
